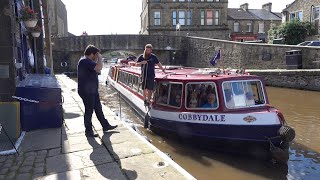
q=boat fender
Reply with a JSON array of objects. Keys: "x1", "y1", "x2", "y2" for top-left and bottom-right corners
[
  {"x1": 278, "y1": 126, "x2": 295, "y2": 142},
  {"x1": 144, "y1": 114, "x2": 150, "y2": 129}
]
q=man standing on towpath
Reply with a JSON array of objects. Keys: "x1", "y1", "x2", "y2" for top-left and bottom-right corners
[{"x1": 77, "y1": 45, "x2": 117, "y2": 137}]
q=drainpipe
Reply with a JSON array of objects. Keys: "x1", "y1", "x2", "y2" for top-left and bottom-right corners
[
  {"x1": 310, "y1": 5, "x2": 314, "y2": 22},
  {"x1": 147, "y1": 0, "x2": 150, "y2": 35}
]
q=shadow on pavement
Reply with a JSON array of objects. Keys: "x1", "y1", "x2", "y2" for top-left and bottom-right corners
[{"x1": 87, "y1": 131, "x2": 138, "y2": 179}]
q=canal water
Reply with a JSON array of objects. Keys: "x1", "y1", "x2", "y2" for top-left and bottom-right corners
[{"x1": 96, "y1": 64, "x2": 320, "y2": 180}]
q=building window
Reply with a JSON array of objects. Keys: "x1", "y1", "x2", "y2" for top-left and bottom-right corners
[
  {"x1": 214, "y1": 10, "x2": 219, "y2": 25},
  {"x1": 172, "y1": 11, "x2": 177, "y2": 25},
  {"x1": 201, "y1": 10, "x2": 205, "y2": 25},
  {"x1": 178, "y1": 11, "x2": 185, "y2": 25},
  {"x1": 187, "y1": 11, "x2": 192, "y2": 25},
  {"x1": 290, "y1": 11, "x2": 303, "y2": 21},
  {"x1": 258, "y1": 22, "x2": 264, "y2": 33},
  {"x1": 246, "y1": 22, "x2": 252, "y2": 32},
  {"x1": 154, "y1": 11, "x2": 161, "y2": 26},
  {"x1": 234, "y1": 22, "x2": 239, "y2": 32},
  {"x1": 206, "y1": 10, "x2": 213, "y2": 25},
  {"x1": 312, "y1": 7, "x2": 320, "y2": 21}
]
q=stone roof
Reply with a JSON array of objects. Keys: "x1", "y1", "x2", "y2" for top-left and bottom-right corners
[
  {"x1": 248, "y1": 9, "x2": 282, "y2": 21},
  {"x1": 227, "y1": 8, "x2": 259, "y2": 20}
]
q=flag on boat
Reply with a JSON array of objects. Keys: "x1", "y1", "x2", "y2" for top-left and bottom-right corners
[{"x1": 210, "y1": 49, "x2": 221, "y2": 66}]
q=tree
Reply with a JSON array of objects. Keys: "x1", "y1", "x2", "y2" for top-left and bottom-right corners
[{"x1": 268, "y1": 20, "x2": 316, "y2": 45}]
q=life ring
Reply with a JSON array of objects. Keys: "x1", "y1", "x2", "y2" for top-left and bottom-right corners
[{"x1": 60, "y1": 62, "x2": 68, "y2": 67}]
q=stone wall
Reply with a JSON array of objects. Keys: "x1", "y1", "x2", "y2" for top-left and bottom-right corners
[
  {"x1": 0, "y1": 0, "x2": 16, "y2": 101},
  {"x1": 186, "y1": 36, "x2": 320, "y2": 69},
  {"x1": 247, "y1": 70, "x2": 320, "y2": 91}
]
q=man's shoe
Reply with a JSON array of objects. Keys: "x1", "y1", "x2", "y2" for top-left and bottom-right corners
[
  {"x1": 85, "y1": 132, "x2": 99, "y2": 137},
  {"x1": 103, "y1": 125, "x2": 118, "y2": 131}
]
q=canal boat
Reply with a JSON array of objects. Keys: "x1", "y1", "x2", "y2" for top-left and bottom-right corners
[{"x1": 107, "y1": 64, "x2": 295, "y2": 161}]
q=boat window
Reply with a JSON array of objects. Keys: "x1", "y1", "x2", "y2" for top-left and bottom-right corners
[
  {"x1": 156, "y1": 82, "x2": 182, "y2": 108},
  {"x1": 185, "y1": 82, "x2": 219, "y2": 109},
  {"x1": 223, "y1": 80, "x2": 265, "y2": 109},
  {"x1": 132, "y1": 75, "x2": 139, "y2": 91}
]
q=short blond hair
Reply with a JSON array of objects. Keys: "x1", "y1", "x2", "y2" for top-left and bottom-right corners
[{"x1": 145, "y1": 44, "x2": 153, "y2": 49}]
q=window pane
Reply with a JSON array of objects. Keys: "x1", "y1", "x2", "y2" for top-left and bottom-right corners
[
  {"x1": 215, "y1": 10, "x2": 219, "y2": 25},
  {"x1": 201, "y1": 10, "x2": 205, "y2": 18},
  {"x1": 201, "y1": 19, "x2": 205, "y2": 25},
  {"x1": 259, "y1": 22, "x2": 264, "y2": 33},
  {"x1": 157, "y1": 82, "x2": 169, "y2": 105},
  {"x1": 297, "y1": 11, "x2": 303, "y2": 21},
  {"x1": 169, "y1": 84, "x2": 182, "y2": 107},
  {"x1": 186, "y1": 83, "x2": 218, "y2": 109},
  {"x1": 179, "y1": 11, "x2": 185, "y2": 25},
  {"x1": 223, "y1": 81, "x2": 265, "y2": 109},
  {"x1": 234, "y1": 22, "x2": 239, "y2": 32},
  {"x1": 179, "y1": 11, "x2": 185, "y2": 18},
  {"x1": 172, "y1": 11, "x2": 177, "y2": 18},
  {"x1": 207, "y1": 10, "x2": 213, "y2": 18},
  {"x1": 247, "y1": 22, "x2": 252, "y2": 32}
]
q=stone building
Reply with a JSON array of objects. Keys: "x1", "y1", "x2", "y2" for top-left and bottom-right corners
[
  {"x1": 48, "y1": 0, "x2": 68, "y2": 37},
  {"x1": 282, "y1": 0, "x2": 320, "y2": 34},
  {"x1": 140, "y1": 0, "x2": 229, "y2": 39},
  {"x1": 227, "y1": 3, "x2": 282, "y2": 42}
]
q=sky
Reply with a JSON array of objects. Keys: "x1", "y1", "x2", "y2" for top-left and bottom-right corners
[{"x1": 61, "y1": 0, "x2": 294, "y2": 36}]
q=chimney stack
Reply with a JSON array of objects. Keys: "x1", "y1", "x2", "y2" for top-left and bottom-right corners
[
  {"x1": 262, "y1": 2, "x2": 272, "y2": 12},
  {"x1": 240, "y1": 3, "x2": 249, "y2": 11}
]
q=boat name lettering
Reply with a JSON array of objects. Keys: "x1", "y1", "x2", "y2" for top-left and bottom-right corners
[{"x1": 178, "y1": 114, "x2": 226, "y2": 122}]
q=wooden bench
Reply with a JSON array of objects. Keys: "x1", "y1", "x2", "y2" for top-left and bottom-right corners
[{"x1": 312, "y1": 58, "x2": 320, "y2": 69}]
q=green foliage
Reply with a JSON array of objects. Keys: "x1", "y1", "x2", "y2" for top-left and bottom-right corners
[{"x1": 268, "y1": 20, "x2": 317, "y2": 45}]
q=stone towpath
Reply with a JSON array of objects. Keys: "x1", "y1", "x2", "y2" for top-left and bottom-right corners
[{"x1": 0, "y1": 74, "x2": 195, "y2": 180}]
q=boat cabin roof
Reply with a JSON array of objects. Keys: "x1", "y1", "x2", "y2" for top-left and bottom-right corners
[{"x1": 116, "y1": 65, "x2": 263, "y2": 82}]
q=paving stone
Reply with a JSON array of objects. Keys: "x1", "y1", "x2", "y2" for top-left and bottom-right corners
[
  {"x1": 82, "y1": 162, "x2": 126, "y2": 180},
  {"x1": 35, "y1": 162, "x2": 45, "y2": 168},
  {"x1": 24, "y1": 152, "x2": 37, "y2": 156},
  {"x1": 37, "y1": 170, "x2": 80, "y2": 180},
  {"x1": 48, "y1": 148, "x2": 61, "y2": 157},
  {"x1": 9, "y1": 165, "x2": 19, "y2": 172},
  {"x1": 6, "y1": 171, "x2": 16, "y2": 179},
  {"x1": 33, "y1": 167, "x2": 45, "y2": 174},
  {"x1": 0, "y1": 175, "x2": 5, "y2": 179},
  {"x1": 22, "y1": 158, "x2": 35, "y2": 166},
  {"x1": 35, "y1": 157, "x2": 46, "y2": 163},
  {"x1": 20, "y1": 129, "x2": 61, "y2": 152},
  {"x1": 19, "y1": 166, "x2": 33, "y2": 173},
  {"x1": 16, "y1": 173, "x2": 31, "y2": 180},
  {"x1": 120, "y1": 153, "x2": 187, "y2": 180},
  {"x1": 46, "y1": 148, "x2": 113, "y2": 174},
  {"x1": 2, "y1": 163, "x2": 12, "y2": 168},
  {"x1": 0, "y1": 168, "x2": 9, "y2": 175},
  {"x1": 32, "y1": 173, "x2": 44, "y2": 180},
  {"x1": 0, "y1": 157, "x2": 6, "y2": 163},
  {"x1": 37, "y1": 150, "x2": 48, "y2": 156}
]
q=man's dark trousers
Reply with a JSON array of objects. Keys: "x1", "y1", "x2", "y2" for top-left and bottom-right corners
[{"x1": 78, "y1": 92, "x2": 110, "y2": 134}]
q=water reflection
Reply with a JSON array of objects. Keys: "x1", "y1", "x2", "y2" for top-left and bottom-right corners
[{"x1": 97, "y1": 64, "x2": 320, "y2": 180}]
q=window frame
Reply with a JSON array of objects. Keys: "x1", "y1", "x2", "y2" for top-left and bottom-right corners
[
  {"x1": 154, "y1": 11, "x2": 161, "y2": 26},
  {"x1": 156, "y1": 81, "x2": 184, "y2": 109},
  {"x1": 234, "y1": 22, "x2": 240, "y2": 32},
  {"x1": 222, "y1": 80, "x2": 266, "y2": 109},
  {"x1": 206, "y1": 10, "x2": 213, "y2": 26},
  {"x1": 214, "y1": 10, "x2": 220, "y2": 25},
  {"x1": 246, "y1": 22, "x2": 252, "y2": 32},
  {"x1": 312, "y1": 6, "x2": 320, "y2": 21},
  {"x1": 258, "y1": 22, "x2": 264, "y2": 33},
  {"x1": 178, "y1": 10, "x2": 186, "y2": 26},
  {"x1": 185, "y1": 82, "x2": 219, "y2": 110}
]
